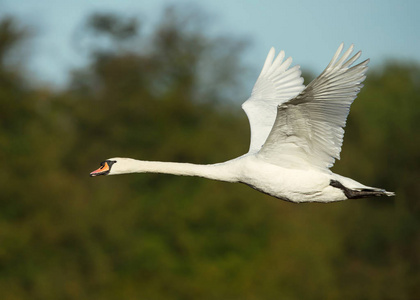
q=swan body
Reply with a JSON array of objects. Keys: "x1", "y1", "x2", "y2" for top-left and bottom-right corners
[{"x1": 90, "y1": 44, "x2": 395, "y2": 203}]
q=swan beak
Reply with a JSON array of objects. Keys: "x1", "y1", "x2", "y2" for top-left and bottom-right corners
[{"x1": 90, "y1": 162, "x2": 110, "y2": 177}]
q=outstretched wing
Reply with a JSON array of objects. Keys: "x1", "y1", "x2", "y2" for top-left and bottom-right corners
[
  {"x1": 258, "y1": 43, "x2": 369, "y2": 170},
  {"x1": 242, "y1": 48, "x2": 305, "y2": 154}
]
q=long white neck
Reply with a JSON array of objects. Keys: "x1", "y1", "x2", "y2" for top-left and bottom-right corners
[{"x1": 110, "y1": 157, "x2": 239, "y2": 183}]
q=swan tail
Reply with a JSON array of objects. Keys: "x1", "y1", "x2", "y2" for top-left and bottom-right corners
[{"x1": 330, "y1": 180, "x2": 395, "y2": 199}]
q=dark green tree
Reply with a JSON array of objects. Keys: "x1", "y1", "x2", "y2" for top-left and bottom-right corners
[{"x1": 0, "y1": 8, "x2": 419, "y2": 299}]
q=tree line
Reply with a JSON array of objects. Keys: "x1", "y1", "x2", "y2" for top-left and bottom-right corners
[{"x1": 0, "y1": 8, "x2": 419, "y2": 299}]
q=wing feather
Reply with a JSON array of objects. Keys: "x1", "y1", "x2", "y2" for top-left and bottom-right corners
[
  {"x1": 242, "y1": 48, "x2": 305, "y2": 153},
  {"x1": 258, "y1": 44, "x2": 369, "y2": 170}
]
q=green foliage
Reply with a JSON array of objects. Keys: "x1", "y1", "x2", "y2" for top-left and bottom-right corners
[{"x1": 0, "y1": 9, "x2": 419, "y2": 300}]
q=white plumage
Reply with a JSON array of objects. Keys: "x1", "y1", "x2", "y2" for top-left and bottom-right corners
[
  {"x1": 91, "y1": 43, "x2": 394, "y2": 202},
  {"x1": 242, "y1": 47, "x2": 305, "y2": 153}
]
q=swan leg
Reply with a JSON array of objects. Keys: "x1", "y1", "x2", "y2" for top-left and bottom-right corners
[{"x1": 329, "y1": 180, "x2": 393, "y2": 199}]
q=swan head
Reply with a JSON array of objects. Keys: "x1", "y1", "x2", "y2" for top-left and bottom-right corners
[
  {"x1": 90, "y1": 157, "x2": 135, "y2": 177},
  {"x1": 90, "y1": 159, "x2": 117, "y2": 177}
]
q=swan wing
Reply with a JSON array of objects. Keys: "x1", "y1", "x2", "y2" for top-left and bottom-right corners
[
  {"x1": 242, "y1": 48, "x2": 305, "y2": 154},
  {"x1": 258, "y1": 44, "x2": 369, "y2": 170}
]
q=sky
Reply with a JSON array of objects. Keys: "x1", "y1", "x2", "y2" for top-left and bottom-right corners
[{"x1": 1, "y1": 0, "x2": 419, "y2": 90}]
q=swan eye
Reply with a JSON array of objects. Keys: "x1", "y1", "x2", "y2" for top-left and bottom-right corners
[{"x1": 106, "y1": 160, "x2": 117, "y2": 167}]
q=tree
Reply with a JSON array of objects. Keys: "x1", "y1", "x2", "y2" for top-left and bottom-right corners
[{"x1": 0, "y1": 8, "x2": 419, "y2": 299}]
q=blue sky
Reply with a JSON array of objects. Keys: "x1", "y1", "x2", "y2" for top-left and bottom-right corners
[{"x1": 1, "y1": 0, "x2": 419, "y2": 89}]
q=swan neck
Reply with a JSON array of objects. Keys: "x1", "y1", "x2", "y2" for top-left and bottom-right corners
[{"x1": 114, "y1": 158, "x2": 238, "y2": 182}]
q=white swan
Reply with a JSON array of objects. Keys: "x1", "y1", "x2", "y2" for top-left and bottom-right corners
[{"x1": 90, "y1": 43, "x2": 394, "y2": 203}]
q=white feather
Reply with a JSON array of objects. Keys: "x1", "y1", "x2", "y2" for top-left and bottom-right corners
[
  {"x1": 242, "y1": 48, "x2": 305, "y2": 153},
  {"x1": 258, "y1": 44, "x2": 369, "y2": 170}
]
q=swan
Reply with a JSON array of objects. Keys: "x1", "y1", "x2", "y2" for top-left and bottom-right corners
[{"x1": 90, "y1": 43, "x2": 395, "y2": 203}]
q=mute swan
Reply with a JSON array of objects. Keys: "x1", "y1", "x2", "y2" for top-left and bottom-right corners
[{"x1": 90, "y1": 43, "x2": 394, "y2": 203}]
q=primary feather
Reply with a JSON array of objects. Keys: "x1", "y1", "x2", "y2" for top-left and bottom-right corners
[
  {"x1": 258, "y1": 43, "x2": 369, "y2": 170},
  {"x1": 242, "y1": 48, "x2": 305, "y2": 153}
]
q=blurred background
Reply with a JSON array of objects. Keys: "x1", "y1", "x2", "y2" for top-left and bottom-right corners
[{"x1": 0, "y1": 0, "x2": 419, "y2": 299}]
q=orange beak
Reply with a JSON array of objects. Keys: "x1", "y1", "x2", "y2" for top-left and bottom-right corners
[{"x1": 90, "y1": 162, "x2": 110, "y2": 177}]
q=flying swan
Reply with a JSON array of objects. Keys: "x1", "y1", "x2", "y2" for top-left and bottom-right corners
[{"x1": 90, "y1": 43, "x2": 395, "y2": 203}]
